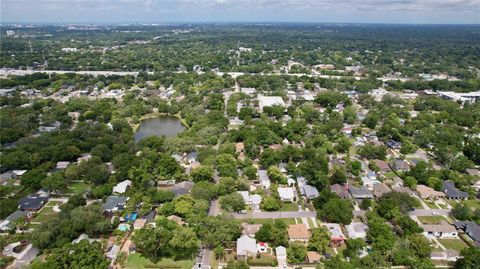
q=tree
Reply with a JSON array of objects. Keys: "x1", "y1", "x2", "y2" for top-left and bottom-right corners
[
  {"x1": 169, "y1": 226, "x2": 201, "y2": 259},
  {"x1": 377, "y1": 192, "x2": 419, "y2": 220},
  {"x1": 329, "y1": 166, "x2": 347, "y2": 184},
  {"x1": 191, "y1": 181, "x2": 217, "y2": 201},
  {"x1": 308, "y1": 227, "x2": 330, "y2": 253},
  {"x1": 358, "y1": 144, "x2": 387, "y2": 160},
  {"x1": 463, "y1": 138, "x2": 480, "y2": 165},
  {"x1": 367, "y1": 215, "x2": 396, "y2": 254},
  {"x1": 267, "y1": 166, "x2": 287, "y2": 184},
  {"x1": 41, "y1": 172, "x2": 67, "y2": 192},
  {"x1": 403, "y1": 176, "x2": 417, "y2": 188},
  {"x1": 261, "y1": 196, "x2": 281, "y2": 211},
  {"x1": 451, "y1": 155, "x2": 474, "y2": 172},
  {"x1": 190, "y1": 166, "x2": 214, "y2": 182},
  {"x1": 287, "y1": 242, "x2": 307, "y2": 263},
  {"x1": 324, "y1": 256, "x2": 354, "y2": 269},
  {"x1": 321, "y1": 198, "x2": 353, "y2": 224},
  {"x1": 220, "y1": 192, "x2": 245, "y2": 212},
  {"x1": 451, "y1": 203, "x2": 471, "y2": 220},
  {"x1": 455, "y1": 247, "x2": 480, "y2": 269},
  {"x1": 360, "y1": 198, "x2": 372, "y2": 210},
  {"x1": 255, "y1": 223, "x2": 273, "y2": 243},
  {"x1": 30, "y1": 240, "x2": 109, "y2": 269},
  {"x1": 215, "y1": 154, "x2": 238, "y2": 178},
  {"x1": 343, "y1": 238, "x2": 366, "y2": 258}
]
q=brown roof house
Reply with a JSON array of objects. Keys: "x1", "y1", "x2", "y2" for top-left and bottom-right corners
[
  {"x1": 307, "y1": 251, "x2": 322, "y2": 263},
  {"x1": 416, "y1": 185, "x2": 446, "y2": 200},
  {"x1": 288, "y1": 224, "x2": 310, "y2": 243},
  {"x1": 330, "y1": 184, "x2": 349, "y2": 199},
  {"x1": 373, "y1": 183, "x2": 391, "y2": 198},
  {"x1": 372, "y1": 159, "x2": 391, "y2": 173}
]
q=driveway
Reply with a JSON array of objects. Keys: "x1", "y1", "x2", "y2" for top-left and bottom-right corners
[{"x1": 232, "y1": 211, "x2": 316, "y2": 219}]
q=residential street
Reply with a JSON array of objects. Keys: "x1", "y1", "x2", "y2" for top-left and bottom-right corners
[
  {"x1": 232, "y1": 211, "x2": 316, "y2": 219},
  {"x1": 408, "y1": 209, "x2": 451, "y2": 216}
]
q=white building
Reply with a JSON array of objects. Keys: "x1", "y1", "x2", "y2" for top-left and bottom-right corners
[
  {"x1": 438, "y1": 91, "x2": 480, "y2": 104},
  {"x1": 113, "y1": 180, "x2": 132, "y2": 194},
  {"x1": 278, "y1": 187, "x2": 295, "y2": 202},
  {"x1": 237, "y1": 235, "x2": 257, "y2": 260},
  {"x1": 6, "y1": 30, "x2": 15, "y2": 36},
  {"x1": 345, "y1": 222, "x2": 368, "y2": 239},
  {"x1": 258, "y1": 95, "x2": 286, "y2": 112},
  {"x1": 61, "y1": 47, "x2": 78, "y2": 53}
]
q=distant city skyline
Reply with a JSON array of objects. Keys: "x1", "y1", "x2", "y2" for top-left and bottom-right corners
[{"x1": 1, "y1": 0, "x2": 479, "y2": 25}]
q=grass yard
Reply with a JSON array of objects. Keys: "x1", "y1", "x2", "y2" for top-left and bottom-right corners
[
  {"x1": 437, "y1": 239, "x2": 468, "y2": 252},
  {"x1": 307, "y1": 218, "x2": 315, "y2": 228},
  {"x1": 38, "y1": 206, "x2": 56, "y2": 214},
  {"x1": 418, "y1": 215, "x2": 446, "y2": 225},
  {"x1": 248, "y1": 219, "x2": 275, "y2": 225},
  {"x1": 463, "y1": 200, "x2": 480, "y2": 210},
  {"x1": 45, "y1": 201, "x2": 63, "y2": 207},
  {"x1": 248, "y1": 254, "x2": 277, "y2": 266},
  {"x1": 383, "y1": 172, "x2": 397, "y2": 179},
  {"x1": 65, "y1": 182, "x2": 90, "y2": 194},
  {"x1": 125, "y1": 254, "x2": 193, "y2": 269},
  {"x1": 276, "y1": 218, "x2": 297, "y2": 225},
  {"x1": 424, "y1": 200, "x2": 439, "y2": 209},
  {"x1": 31, "y1": 211, "x2": 58, "y2": 223},
  {"x1": 279, "y1": 202, "x2": 299, "y2": 211}
]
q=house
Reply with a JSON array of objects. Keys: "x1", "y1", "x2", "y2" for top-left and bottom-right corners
[
  {"x1": 373, "y1": 183, "x2": 391, "y2": 198},
  {"x1": 133, "y1": 219, "x2": 147, "y2": 229},
  {"x1": 416, "y1": 185, "x2": 446, "y2": 200},
  {"x1": 307, "y1": 251, "x2": 322, "y2": 263},
  {"x1": 258, "y1": 95, "x2": 285, "y2": 112},
  {"x1": 55, "y1": 161, "x2": 70, "y2": 170},
  {"x1": 386, "y1": 140, "x2": 402, "y2": 149},
  {"x1": 237, "y1": 235, "x2": 257, "y2": 259},
  {"x1": 0, "y1": 210, "x2": 29, "y2": 231},
  {"x1": 276, "y1": 246, "x2": 287, "y2": 268},
  {"x1": 466, "y1": 168, "x2": 480, "y2": 178},
  {"x1": 288, "y1": 224, "x2": 310, "y2": 243},
  {"x1": 237, "y1": 191, "x2": 262, "y2": 210},
  {"x1": 442, "y1": 181, "x2": 468, "y2": 200},
  {"x1": 112, "y1": 180, "x2": 132, "y2": 194},
  {"x1": 0, "y1": 171, "x2": 16, "y2": 183},
  {"x1": 454, "y1": 221, "x2": 480, "y2": 247},
  {"x1": 278, "y1": 187, "x2": 295, "y2": 202},
  {"x1": 235, "y1": 142, "x2": 245, "y2": 153},
  {"x1": 242, "y1": 223, "x2": 262, "y2": 238},
  {"x1": 330, "y1": 184, "x2": 349, "y2": 199},
  {"x1": 171, "y1": 181, "x2": 194, "y2": 197},
  {"x1": 392, "y1": 186, "x2": 415, "y2": 197},
  {"x1": 392, "y1": 159, "x2": 410, "y2": 172},
  {"x1": 422, "y1": 222, "x2": 458, "y2": 239},
  {"x1": 102, "y1": 196, "x2": 128, "y2": 213},
  {"x1": 345, "y1": 222, "x2": 368, "y2": 239},
  {"x1": 19, "y1": 193, "x2": 49, "y2": 211},
  {"x1": 349, "y1": 186, "x2": 373, "y2": 200},
  {"x1": 258, "y1": 170, "x2": 270, "y2": 189},
  {"x1": 372, "y1": 159, "x2": 391, "y2": 173},
  {"x1": 324, "y1": 223, "x2": 346, "y2": 247},
  {"x1": 300, "y1": 185, "x2": 319, "y2": 199},
  {"x1": 106, "y1": 244, "x2": 120, "y2": 260},
  {"x1": 167, "y1": 215, "x2": 185, "y2": 226}
]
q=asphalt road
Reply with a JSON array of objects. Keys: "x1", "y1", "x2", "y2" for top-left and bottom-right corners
[{"x1": 232, "y1": 211, "x2": 317, "y2": 219}]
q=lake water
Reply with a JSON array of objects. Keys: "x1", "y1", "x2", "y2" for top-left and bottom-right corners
[{"x1": 134, "y1": 116, "x2": 185, "y2": 142}]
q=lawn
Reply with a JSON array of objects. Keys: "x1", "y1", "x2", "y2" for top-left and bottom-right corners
[
  {"x1": 31, "y1": 211, "x2": 58, "y2": 223},
  {"x1": 423, "y1": 200, "x2": 439, "y2": 209},
  {"x1": 125, "y1": 254, "x2": 194, "y2": 269},
  {"x1": 418, "y1": 215, "x2": 445, "y2": 225},
  {"x1": 45, "y1": 201, "x2": 63, "y2": 207},
  {"x1": 248, "y1": 254, "x2": 276, "y2": 266},
  {"x1": 38, "y1": 206, "x2": 56, "y2": 214},
  {"x1": 463, "y1": 200, "x2": 480, "y2": 210},
  {"x1": 307, "y1": 218, "x2": 316, "y2": 228},
  {"x1": 279, "y1": 202, "x2": 299, "y2": 211},
  {"x1": 65, "y1": 182, "x2": 90, "y2": 194},
  {"x1": 437, "y1": 239, "x2": 468, "y2": 252},
  {"x1": 276, "y1": 218, "x2": 296, "y2": 225},
  {"x1": 248, "y1": 219, "x2": 275, "y2": 225}
]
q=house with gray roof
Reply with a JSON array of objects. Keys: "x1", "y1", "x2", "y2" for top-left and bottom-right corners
[
  {"x1": 300, "y1": 184, "x2": 319, "y2": 199},
  {"x1": 102, "y1": 196, "x2": 128, "y2": 213},
  {"x1": 0, "y1": 210, "x2": 29, "y2": 231},
  {"x1": 171, "y1": 181, "x2": 194, "y2": 197},
  {"x1": 236, "y1": 235, "x2": 257, "y2": 260},
  {"x1": 454, "y1": 221, "x2": 480, "y2": 247},
  {"x1": 19, "y1": 194, "x2": 49, "y2": 211},
  {"x1": 442, "y1": 181, "x2": 468, "y2": 200},
  {"x1": 349, "y1": 186, "x2": 373, "y2": 200}
]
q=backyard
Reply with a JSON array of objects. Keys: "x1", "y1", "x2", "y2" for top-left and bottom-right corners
[
  {"x1": 437, "y1": 239, "x2": 468, "y2": 252},
  {"x1": 125, "y1": 254, "x2": 193, "y2": 269}
]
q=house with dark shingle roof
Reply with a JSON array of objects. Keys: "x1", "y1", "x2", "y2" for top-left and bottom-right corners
[
  {"x1": 0, "y1": 210, "x2": 29, "y2": 231},
  {"x1": 442, "y1": 181, "x2": 468, "y2": 200},
  {"x1": 454, "y1": 221, "x2": 480, "y2": 247},
  {"x1": 102, "y1": 196, "x2": 128, "y2": 213},
  {"x1": 19, "y1": 194, "x2": 49, "y2": 211},
  {"x1": 349, "y1": 186, "x2": 373, "y2": 200}
]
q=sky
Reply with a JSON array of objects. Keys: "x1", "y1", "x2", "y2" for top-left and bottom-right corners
[{"x1": 1, "y1": 0, "x2": 479, "y2": 24}]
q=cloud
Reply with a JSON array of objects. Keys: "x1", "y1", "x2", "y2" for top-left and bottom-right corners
[{"x1": 1, "y1": 0, "x2": 479, "y2": 23}]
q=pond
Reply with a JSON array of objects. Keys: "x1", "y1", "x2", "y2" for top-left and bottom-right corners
[{"x1": 134, "y1": 116, "x2": 185, "y2": 142}]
